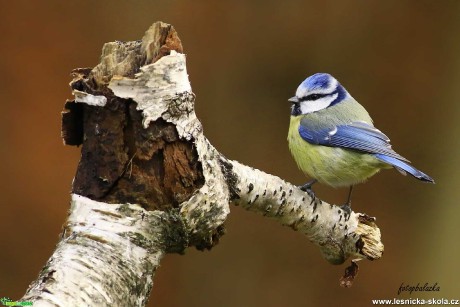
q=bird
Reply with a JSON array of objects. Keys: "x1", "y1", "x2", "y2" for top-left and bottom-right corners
[{"x1": 287, "y1": 73, "x2": 434, "y2": 210}]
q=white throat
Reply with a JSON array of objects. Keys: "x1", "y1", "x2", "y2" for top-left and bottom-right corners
[{"x1": 299, "y1": 93, "x2": 338, "y2": 114}]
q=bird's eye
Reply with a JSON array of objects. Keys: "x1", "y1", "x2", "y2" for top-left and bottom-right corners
[
  {"x1": 299, "y1": 93, "x2": 328, "y2": 102},
  {"x1": 308, "y1": 94, "x2": 321, "y2": 100}
]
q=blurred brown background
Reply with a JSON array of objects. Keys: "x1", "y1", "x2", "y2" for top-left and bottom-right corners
[{"x1": 1, "y1": 1, "x2": 459, "y2": 306}]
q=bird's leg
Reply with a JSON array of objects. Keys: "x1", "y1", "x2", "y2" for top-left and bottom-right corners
[
  {"x1": 299, "y1": 179, "x2": 318, "y2": 200},
  {"x1": 339, "y1": 186, "x2": 353, "y2": 216}
]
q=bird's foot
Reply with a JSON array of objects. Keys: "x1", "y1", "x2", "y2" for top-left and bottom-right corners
[
  {"x1": 339, "y1": 203, "x2": 352, "y2": 216},
  {"x1": 299, "y1": 179, "x2": 321, "y2": 203},
  {"x1": 300, "y1": 186, "x2": 316, "y2": 199},
  {"x1": 299, "y1": 179, "x2": 319, "y2": 203},
  {"x1": 339, "y1": 186, "x2": 354, "y2": 217}
]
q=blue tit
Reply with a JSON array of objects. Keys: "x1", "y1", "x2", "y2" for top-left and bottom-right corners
[{"x1": 287, "y1": 73, "x2": 434, "y2": 207}]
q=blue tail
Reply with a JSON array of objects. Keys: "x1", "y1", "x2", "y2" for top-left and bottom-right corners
[{"x1": 374, "y1": 154, "x2": 435, "y2": 183}]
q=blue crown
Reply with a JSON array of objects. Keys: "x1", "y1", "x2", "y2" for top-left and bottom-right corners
[{"x1": 300, "y1": 73, "x2": 333, "y2": 91}]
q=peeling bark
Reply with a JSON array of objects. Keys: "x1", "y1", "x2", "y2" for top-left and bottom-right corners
[
  {"x1": 219, "y1": 157, "x2": 383, "y2": 265},
  {"x1": 24, "y1": 21, "x2": 384, "y2": 306}
]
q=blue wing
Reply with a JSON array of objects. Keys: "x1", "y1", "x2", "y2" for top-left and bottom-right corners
[
  {"x1": 298, "y1": 120, "x2": 435, "y2": 183},
  {"x1": 298, "y1": 121, "x2": 408, "y2": 161}
]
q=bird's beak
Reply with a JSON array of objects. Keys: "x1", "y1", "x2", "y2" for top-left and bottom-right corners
[{"x1": 288, "y1": 96, "x2": 299, "y2": 103}]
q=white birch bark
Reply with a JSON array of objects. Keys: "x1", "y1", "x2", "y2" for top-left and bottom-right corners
[
  {"x1": 22, "y1": 195, "x2": 168, "y2": 306},
  {"x1": 21, "y1": 21, "x2": 383, "y2": 306}
]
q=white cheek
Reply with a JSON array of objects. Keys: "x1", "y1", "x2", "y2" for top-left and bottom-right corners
[{"x1": 299, "y1": 93, "x2": 338, "y2": 114}]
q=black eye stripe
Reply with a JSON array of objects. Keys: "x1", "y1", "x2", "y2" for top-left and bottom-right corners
[{"x1": 300, "y1": 93, "x2": 329, "y2": 101}]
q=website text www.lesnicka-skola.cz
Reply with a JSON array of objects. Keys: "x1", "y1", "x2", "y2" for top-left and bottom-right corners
[{"x1": 372, "y1": 298, "x2": 459, "y2": 305}]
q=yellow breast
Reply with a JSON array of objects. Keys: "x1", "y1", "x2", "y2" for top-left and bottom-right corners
[{"x1": 287, "y1": 116, "x2": 386, "y2": 187}]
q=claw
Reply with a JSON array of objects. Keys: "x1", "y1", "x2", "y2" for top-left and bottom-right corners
[
  {"x1": 299, "y1": 179, "x2": 317, "y2": 192},
  {"x1": 306, "y1": 188, "x2": 316, "y2": 200},
  {"x1": 299, "y1": 179, "x2": 318, "y2": 202},
  {"x1": 339, "y1": 186, "x2": 354, "y2": 217},
  {"x1": 339, "y1": 203, "x2": 352, "y2": 216}
]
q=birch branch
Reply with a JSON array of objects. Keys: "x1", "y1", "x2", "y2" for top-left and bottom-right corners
[{"x1": 21, "y1": 21, "x2": 383, "y2": 306}]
